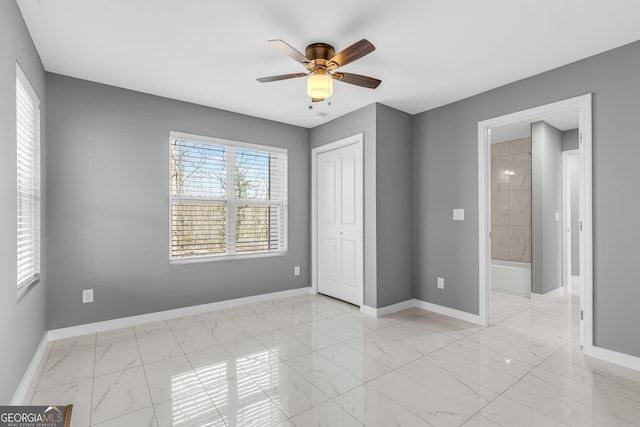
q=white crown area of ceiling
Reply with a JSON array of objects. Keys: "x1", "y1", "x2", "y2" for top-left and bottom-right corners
[{"x1": 17, "y1": 0, "x2": 640, "y2": 128}]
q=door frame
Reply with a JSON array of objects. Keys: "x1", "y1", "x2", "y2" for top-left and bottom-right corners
[
  {"x1": 311, "y1": 133, "x2": 364, "y2": 305},
  {"x1": 477, "y1": 94, "x2": 593, "y2": 354}
]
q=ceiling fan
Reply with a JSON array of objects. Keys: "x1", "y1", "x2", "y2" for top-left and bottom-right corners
[{"x1": 257, "y1": 39, "x2": 381, "y2": 102}]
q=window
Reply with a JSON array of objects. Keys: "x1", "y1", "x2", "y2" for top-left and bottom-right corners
[
  {"x1": 16, "y1": 64, "x2": 41, "y2": 291},
  {"x1": 170, "y1": 132, "x2": 287, "y2": 261}
]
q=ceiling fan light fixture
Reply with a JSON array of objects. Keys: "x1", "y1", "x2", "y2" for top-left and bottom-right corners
[{"x1": 307, "y1": 73, "x2": 333, "y2": 99}]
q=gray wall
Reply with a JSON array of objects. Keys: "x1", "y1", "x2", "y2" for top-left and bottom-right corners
[
  {"x1": 568, "y1": 154, "x2": 580, "y2": 276},
  {"x1": 412, "y1": 39, "x2": 640, "y2": 357},
  {"x1": 309, "y1": 103, "x2": 413, "y2": 308},
  {"x1": 310, "y1": 104, "x2": 378, "y2": 307},
  {"x1": 562, "y1": 129, "x2": 580, "y2": 276},
  {"x1": 562, "y1": 128, "x2": 579, "y2": 151},
  {"x1": 46, "y1": 74, "x2": 310, "y2": 329},
  {"x1": 412, "y1": 103, "x2": 479, "y2": 314},
  {"x1": 375, "y1": 104, "x2": 413, "y2": 306},
  {"x1": 531, "y1": 122, "x2": 562, "y2": 295},
  {"x1": 0, "y1": 1, "x2": 47, "y2": 403}
]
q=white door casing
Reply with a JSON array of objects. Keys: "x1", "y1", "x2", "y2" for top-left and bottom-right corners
[
  {"x1": 311, "y1": 134, "x2": 363, "y2": 306},
  {"x1": 478, "y1": 94, "x2": 592, "y2": 353}
]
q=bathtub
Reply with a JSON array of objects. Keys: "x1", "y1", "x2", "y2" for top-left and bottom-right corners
[{"x1": 491, "y1": 259, "x2": 531, "y2": 297}]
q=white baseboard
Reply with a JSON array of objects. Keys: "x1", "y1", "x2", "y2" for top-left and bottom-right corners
[
  {"x1": 360, "y1": 300, "x2": 415, "y2": 318},
  {"x1": 359, "y1": 305, "x2": 378, "y2": 317},
  {"x1": 48, "y1": 287, "x2": 311, "y2": 341},
  {"x1": 360, "y1": 298, "x2": 483, "y2": 326},
  {"x1": 530, "y1": 286, "x2": 564, "y2": 302},
  {"x1": 10, "y1": 331, "x2": 49, "y2": 405},
  {"x1": 589, "y1": 345, "x2": 640, "y2": 372},
  {"x1": 414, "y1": 300, "x2": 484, "y2": 325}
]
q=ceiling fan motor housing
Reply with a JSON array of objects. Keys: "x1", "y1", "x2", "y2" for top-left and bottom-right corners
[{"x1": 305, "y1": 43, "x2": 335, "y2": 62}]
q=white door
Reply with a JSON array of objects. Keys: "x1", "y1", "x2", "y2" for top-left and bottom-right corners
[{"x1": 316, "y1": 142, "x2": 363, "y2": 305}]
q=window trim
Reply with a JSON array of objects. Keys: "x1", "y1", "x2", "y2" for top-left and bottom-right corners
[
  {"x1": 169, "y1": 131, "x2": 288, "y2": 263},
  {"x1": 16, "y1": 63, "x2": 41, "y2": 294}
]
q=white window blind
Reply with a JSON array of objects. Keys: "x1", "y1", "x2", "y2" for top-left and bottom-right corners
[
  {"x1": 16, "y1": 64, "x2": 41, "y2": 291},
  {"x1": 170, "y1": 132, "x2": 287, "y2": 261}
]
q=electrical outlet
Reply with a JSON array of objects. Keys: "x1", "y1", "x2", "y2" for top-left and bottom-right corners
[
  {"x1": 453, "y1": 209, "x2": 465, "y2": 221},
  {"x1": 294, "y1": 266, "x2": 300, "y2": 276},
  {"x1": 437, "y1": 277, "x2": 444, "y2": 289},
  {"x1": 82, "y1": 289, "x2": 93, "y2": 304}
]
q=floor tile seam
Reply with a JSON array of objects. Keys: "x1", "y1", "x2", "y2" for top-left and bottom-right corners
[
  {"x1": 496, "y1": 323, "x2": 578, "y2": 340},
  {"x1": 534, "y1": 361, "x2": 640, "y2": 406},
  {"x1": 35, "y1": 347, "x2": 97, "y2": 393},
  {"x1": 87, "y1": 335, "x2": 98, "y2": 427},
  {"x1": 170, "y1": 321, "x2": 221, "y2": 354},
  {"x1": 133, "y1": 321, "x2": 170, "y2": 340},
  {"x1": 429, "y1": 298, "x2": 573, "y2": 403},
  {"x1": 279, "y1": 358, "x2": 345, "y2": 401},
  {"x1": 262, "y1": 328, "x2": 313, "y2": 353},
  {"x1": 236, "y1": 359, "x2": 319, "y2": 422},
  {"x1": 444, "y1": 334, "x2": 541, "y2": 373},
  {"x1": 168, "y1": 313, "x2": 207, "y2": 332},
  {"x1": 317, "y1": 342, "x2": 396, "y2": 375},
  {"x1": 310, "y1": 345, "x2": 373, "y2": 383},
  {"x1": 197, "y1": 312, "x2": 232, "y2": 325},
  {"x1": 31, "y1": 374, "x2": 97, "y2": 395},
  {"x1": 342, "y1": 335, "x2": 428, "y2": 369},
  {"x1": 324, "y1": 384, "x2": 378, "y2": 427},
  {"x1": 200, "y1": 375, "x2": 284, "y2": 426},
  {"x1": 458, "y1": 394, "x2": 572, "y2": 427},
  {"x1": 287, "y1": 348, "x2": 364, "y2": 391},
  {"x1": 133, "y1": 330, "x2": 162, "y2": 427},
  {"x1": 362, "y1": 371, "x2": 459, "y2": 426},
  {"x1": 458, "y1": 334, "x2": 574, "y2": 426},
  {"x1": 524, "y1": 359, "x2": 640, "y2": 418},
  {"x1": 90, "y1": 403, "x2": 156, "y2": 427},
  {"x1": 494, "y1": 323, "x2": 577, "y2": 347},
  {"x1": 289, "y1": 400, "x2": 363, "y2": 427},
  {"x1": 452, "y1": 365, "x2": 550, "y2": 424},
  {"x1": 486, "y1": 319, "x2": 567, "y2": 354},
  {"x1": 427, "y1": 343, "x2": 528, "y2": 385},
  {"x1": 391, "y1": 357, "x2": 501, "y2": 409},
  {"x1": 501, "y1": 383, "x2": 632, "y2": 426}
]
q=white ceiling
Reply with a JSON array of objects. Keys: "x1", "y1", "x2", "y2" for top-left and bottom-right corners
[{"x1": 16, "y1": 0, "x2": 640, "y2": 129}]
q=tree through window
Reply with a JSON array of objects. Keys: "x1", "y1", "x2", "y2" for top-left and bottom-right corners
[{"x1": 170, "y1": 133, "x2": 287, "y2": 260}]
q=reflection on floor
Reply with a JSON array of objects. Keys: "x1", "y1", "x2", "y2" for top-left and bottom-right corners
[{"x1": 23, "y1": 292, "x2": 640, "y2": 426}]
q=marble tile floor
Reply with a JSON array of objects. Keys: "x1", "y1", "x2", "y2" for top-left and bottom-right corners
[{"x1": 21, "y1": 291, "x2": 640, "y2": 426}]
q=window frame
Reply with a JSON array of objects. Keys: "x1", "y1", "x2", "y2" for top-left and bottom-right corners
[
  {"x1": 16, "y1": 63, "x2": 41, "y2": 294},
  {"x1": 169, "y1": 131, "x2": 288, "y2": 263}
]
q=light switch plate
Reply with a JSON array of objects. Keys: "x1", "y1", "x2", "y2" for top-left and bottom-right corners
[
  {"x1": 555, "y1": 211, "x2": 560, "y2": 222},
  {"x1": 82, "y1": 289, "x2": 93, "y2": 304},
  {"x1": 453, "y1": 209, "x2": 465, "y2": 221},
  {"x1": 294, "y1": 266, "x2": 300, "y2": 276},
  {"x1": 437, "y1": 277, "x2": 444, "y2": 289}
]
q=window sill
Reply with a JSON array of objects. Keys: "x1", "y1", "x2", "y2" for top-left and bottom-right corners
[{"x1": 170, "y1": 250, "x2": 287, "y2": 265}]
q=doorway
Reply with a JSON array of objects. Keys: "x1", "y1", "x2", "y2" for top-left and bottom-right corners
[
  {"x1": 311, "y1": 134, "x2": 364, "y2": 306},
  {"x1": 563, "y1": 149, "x2": 581, "y2": 296},
  {"x1": 478, "y1": 94, "x2": 593, "y2": 353}
]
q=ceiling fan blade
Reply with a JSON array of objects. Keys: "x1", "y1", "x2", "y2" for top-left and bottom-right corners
[
  {"x1": 257, "y1": 72, "x2": 308, "y2": 83},
  {"x1": 312, "y1": 97, "x2": 324, "y2": 102},
  {"x1": 328, "y1": 39, "x2": 375, "y2": 69},
  {"x1": 332, "y1": 72, "x2": 381, "y2": 89},
  {"x1": 268, "y1": 39, "x2": 311, "y2": 67}
]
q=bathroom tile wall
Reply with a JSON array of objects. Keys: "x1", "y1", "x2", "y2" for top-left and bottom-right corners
[{"x1": 491, "y1": 138, "x2": 531, "y2": 262}]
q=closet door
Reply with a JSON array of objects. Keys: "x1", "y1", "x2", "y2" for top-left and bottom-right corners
[{"x1": 316, "y1": 142, "x2": 363, "y2": 305}]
